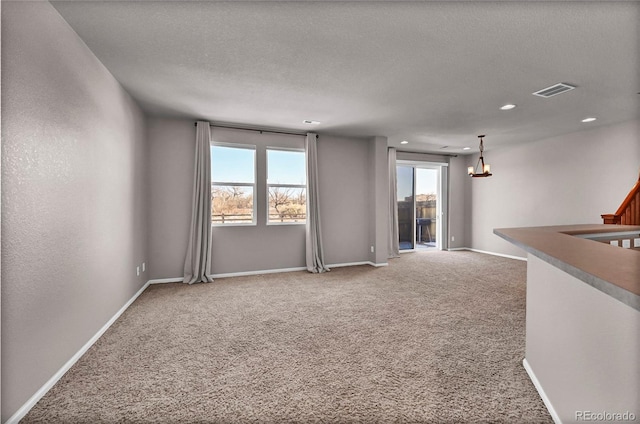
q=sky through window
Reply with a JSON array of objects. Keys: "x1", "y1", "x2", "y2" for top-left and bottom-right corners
[{"x1": 211, "y1": 146, "x2": 254, "y2": 183}]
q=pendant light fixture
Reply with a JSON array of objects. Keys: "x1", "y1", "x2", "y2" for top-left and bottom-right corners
[{"x1": 467, "y1": 135, "x2": 492, "y2": 177}]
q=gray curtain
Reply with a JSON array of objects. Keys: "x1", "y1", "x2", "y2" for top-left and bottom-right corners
[
  {"x1": 388, "y1": 147, "x2": 400, "y2": 258},
  {"x1": 183, "y1": 121, "x2": 213, "y2": 284},
  {"x1": 305, "y1": 133, "x2": 330, "y2": 273}
]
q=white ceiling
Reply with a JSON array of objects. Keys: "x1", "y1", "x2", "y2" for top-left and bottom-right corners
[{"x1": 51, "y1": 1, "x2": 639, "y2": 154}]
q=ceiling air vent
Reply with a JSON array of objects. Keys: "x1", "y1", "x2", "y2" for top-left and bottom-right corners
[{"x1": 532, "y1": 83, "x2": 576, "y2": 98}]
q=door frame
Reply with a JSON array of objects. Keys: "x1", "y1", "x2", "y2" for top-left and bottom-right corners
[{"x1": 396, "y1": 160, "x2": 449, "y2": 251}]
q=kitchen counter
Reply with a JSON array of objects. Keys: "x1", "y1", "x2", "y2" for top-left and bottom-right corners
[
  {"x1": 494, "y1": 224, "x2": 640, "y2": 310},
  {"x1": 494, "y1": 224, "x2": 640, "y2": 423}
]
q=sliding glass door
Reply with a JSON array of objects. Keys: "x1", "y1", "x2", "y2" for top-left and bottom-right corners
[
  {"x1": 397, "y1": 166, "x2": 414, "y2": 250},
  {"x1": 397, "y1": 162, "x2": 447, "y2": 251},
  {"x1": 415, "y1": 168, "x2": 438, "y2": 248}
]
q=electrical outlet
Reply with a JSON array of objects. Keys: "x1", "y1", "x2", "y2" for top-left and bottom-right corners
[
  {"x1": 370, "y1": 245, "x2": 375, "y2": 253},
  {"x1": 136, "y1": 266, "x2": 140, "y2": 276},
  {"x1": 451, "y1": 236, "x2": 455, "y2": 242},
  {"x1": 142, "y1": 262, "x2": 146, "y2": 272}
]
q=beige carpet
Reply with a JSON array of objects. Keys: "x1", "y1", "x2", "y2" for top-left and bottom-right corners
[{"x1": 23, "y1": 251, "x2": 552, "y2": 423}]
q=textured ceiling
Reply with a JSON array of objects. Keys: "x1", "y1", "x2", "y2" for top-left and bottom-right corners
[{"x1": 51, "y1": 1, "x2": 640, "y2": 154}]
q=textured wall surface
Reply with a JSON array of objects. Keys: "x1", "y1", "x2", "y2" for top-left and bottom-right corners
[
  {"x1": 147, "y1": 118, "x2": 194, "y2": 280},
  {"x1": 393, "y1": 150, "x2": 463, "y2": 250},
  {"x1": 148, "y1": 120, "x2": 307, "y2": 277},
  {"x1": 1, "y1": 2, "x2": 148, "y2": 420},
  {"x1": 318, "y1": 135, "x2": 372, "y2": 266},
  {"x1": 147, "y1": 119, "x2": 375, "y2": 278},
  {"x1": 447, "y1": 156, "x2": 467, "y2": 249},
  {"x1": 208, "y1": 126, "x2": 307, "y2": 274},
  {"x1": 368, "y1": 136, "x2": 389, "y2": 264},
  {"x1": 466, "y1": 120, "x2": 640, "y2": 257}
]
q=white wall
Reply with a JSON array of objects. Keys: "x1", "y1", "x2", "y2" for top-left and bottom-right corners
[
  {"x1": 525, "y1": 254, "x2": 640, "y2": 422},
  {"x1": 147, "y1": 119, "x2": 376, "y2": 278},
  {"x1": 466, "y1": 120, "x2": 640, "y2": 257},
  {"x1": 1, "y1": 2, "x2": 149, "y2": 420}
]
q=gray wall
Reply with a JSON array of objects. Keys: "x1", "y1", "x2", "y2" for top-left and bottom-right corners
[
  {"x1": 1, "y1": 2, "x2": 149, "y2": 421},
  {"x1": 393, "y1": 150, "x2": 470, "y2": 251},
  {"x1": 147, "y1": 119, "x2": 375, "y2": 278},
  {"x1": 320, "y1": 135, "x2": 374, "y2": 266},
  {"x1": 147, "y1": 118, "x2": 197, "y2": 279},
  {"x1": 448, "y1": 156, "x2": 467, "y2": 249},
  {"x1": 466, "y1": 120, "x2": 640, "y2": 257},
  {"x1": 367, "y1": 137, "x2": 389, "y2": 265},
  {"x1": 394, "y1": 150, "x2": 461, "y2": 250},
  {"x1": 210, "y1": 126, "x2": 306, "y2": 274}
]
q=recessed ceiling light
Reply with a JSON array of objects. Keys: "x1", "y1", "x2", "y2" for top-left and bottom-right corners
[
  {"x1": 581, "y1": 117, "x2": 596, "y2": 123},
  {"x1": 500, "y1": 104, "x2": 516, "y2": 110},
  {"x1": 463, "y1": 147, "x2": 471, "y2": 150},
  {"x1": 303, "y1": 120, "x2": 320, "y2": 125},
  {"x1": 400, "y1": 140, "x2": 409, "y2": 144}
]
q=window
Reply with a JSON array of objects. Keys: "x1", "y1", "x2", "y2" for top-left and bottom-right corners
[
  {"x1": 267, "y1": 149, "x2": 306, "y2": 224},
  {"x1": 211, "y1": 144, "x2": 256, "y2": 225}
]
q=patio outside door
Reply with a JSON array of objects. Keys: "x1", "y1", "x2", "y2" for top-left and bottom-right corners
[
  {"x1": 397, "y1": 163, "x2": 446, "y2": 251},
  {"x1": 415, "y1": 168, "x2": 438, "y2": 249},
  {"x1": 397, "y1": 165, "x2": 415, "y2": 250}
]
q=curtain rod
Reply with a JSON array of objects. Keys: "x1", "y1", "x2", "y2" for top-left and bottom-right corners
[{"x1": 195, "y1": 122, "x2": 315, "y2": 138}]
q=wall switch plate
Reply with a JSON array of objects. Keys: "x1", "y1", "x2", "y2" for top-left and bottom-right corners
[
  {"x1": 136, "y1": 266, "x2": 140, "y2": 276},
  {"x1": 370, "y1": 246, "x2": 375, "y2": 253},
  {"x1": 142, "y1": 262, "x2": 146, "y2": 272},
  {"x1": 451, "y1": 236, "x2": 455, "y2": 242}
]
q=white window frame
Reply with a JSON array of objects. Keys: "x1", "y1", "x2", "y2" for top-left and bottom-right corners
[
  {"x1": 266, "y1": 147, "x2": 307, "y2": 226},
  {"x1": 211, "y1": 142, "x2": 257, "y2": 226}
]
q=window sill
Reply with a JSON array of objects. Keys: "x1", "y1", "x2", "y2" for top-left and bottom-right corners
[{"x1": 212, "y1": 223, "x2": 257, "y2": 227}]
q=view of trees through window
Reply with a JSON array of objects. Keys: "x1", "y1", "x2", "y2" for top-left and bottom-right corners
[
  {"x1": 211, "y1": 145, "x2": 256, "y2": 224},
  {"x1": 211, "y1": 186, "x2": 254, "y2": 224},
  {"x1": 267, "y1": 149, "x2": 306, "y2": 223},
  {"x1": 268, "y1": 186, "x2": 306, "y2": 223},
  {"x1": 210, "y1": 145, "x2": 306, "y2": 225}
]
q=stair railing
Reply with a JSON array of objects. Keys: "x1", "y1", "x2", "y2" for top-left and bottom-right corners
[{"x1": 602, "y1": 172, "x2": 640, "y2": 225}]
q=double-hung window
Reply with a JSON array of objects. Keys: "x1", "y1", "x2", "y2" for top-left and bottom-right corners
[
  {"x1": 267, "y1": 148, "x2": 306, "y2": 224},
  {"x1": 211, "y1": 144, "x2": 256, "y2": 225}
]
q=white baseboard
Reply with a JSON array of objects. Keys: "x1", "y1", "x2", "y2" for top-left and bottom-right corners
[
  {"x1": 11, "y1": 255, "x2": 387, "y2": 424},
  {"x1": 448, "y1": 247, "x2": 527, "y2": 261},
  {"x1": 327, "y1": 261, "x2": 387, "y2": 268},
  {"x1": 327, "y1": 261, "x2": 369, "y2": 268},
  {"x1": 211, "y1": 266, "x2": 307, "y2": 279},
  {"x1": 213, "y1": 262, "x2": 388, "y2": 277},
  {"x1": 5, "y1": 281, "x2": 151, "y2": 424},
  {"x1": 466, "y1": 248, "x2": 526, "y2": 261},
  {"x1": 151, "y1": 261, "x2": 388, "y2": 283},
  {"x1": 148, "y1": 277, "x2": 183, "y2": 284},
  {"x1": 523, "y1": 358, "x2": 562, "y2": 424}
]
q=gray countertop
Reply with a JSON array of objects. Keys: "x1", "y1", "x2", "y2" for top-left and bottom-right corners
[{"x1": 494, "y1": 224, "x2": 640, "y2": 311}]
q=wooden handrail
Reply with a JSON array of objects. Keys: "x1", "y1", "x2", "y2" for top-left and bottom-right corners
[{"x1": 602, "y1": 171, "x2": 640, "y2": 225}]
